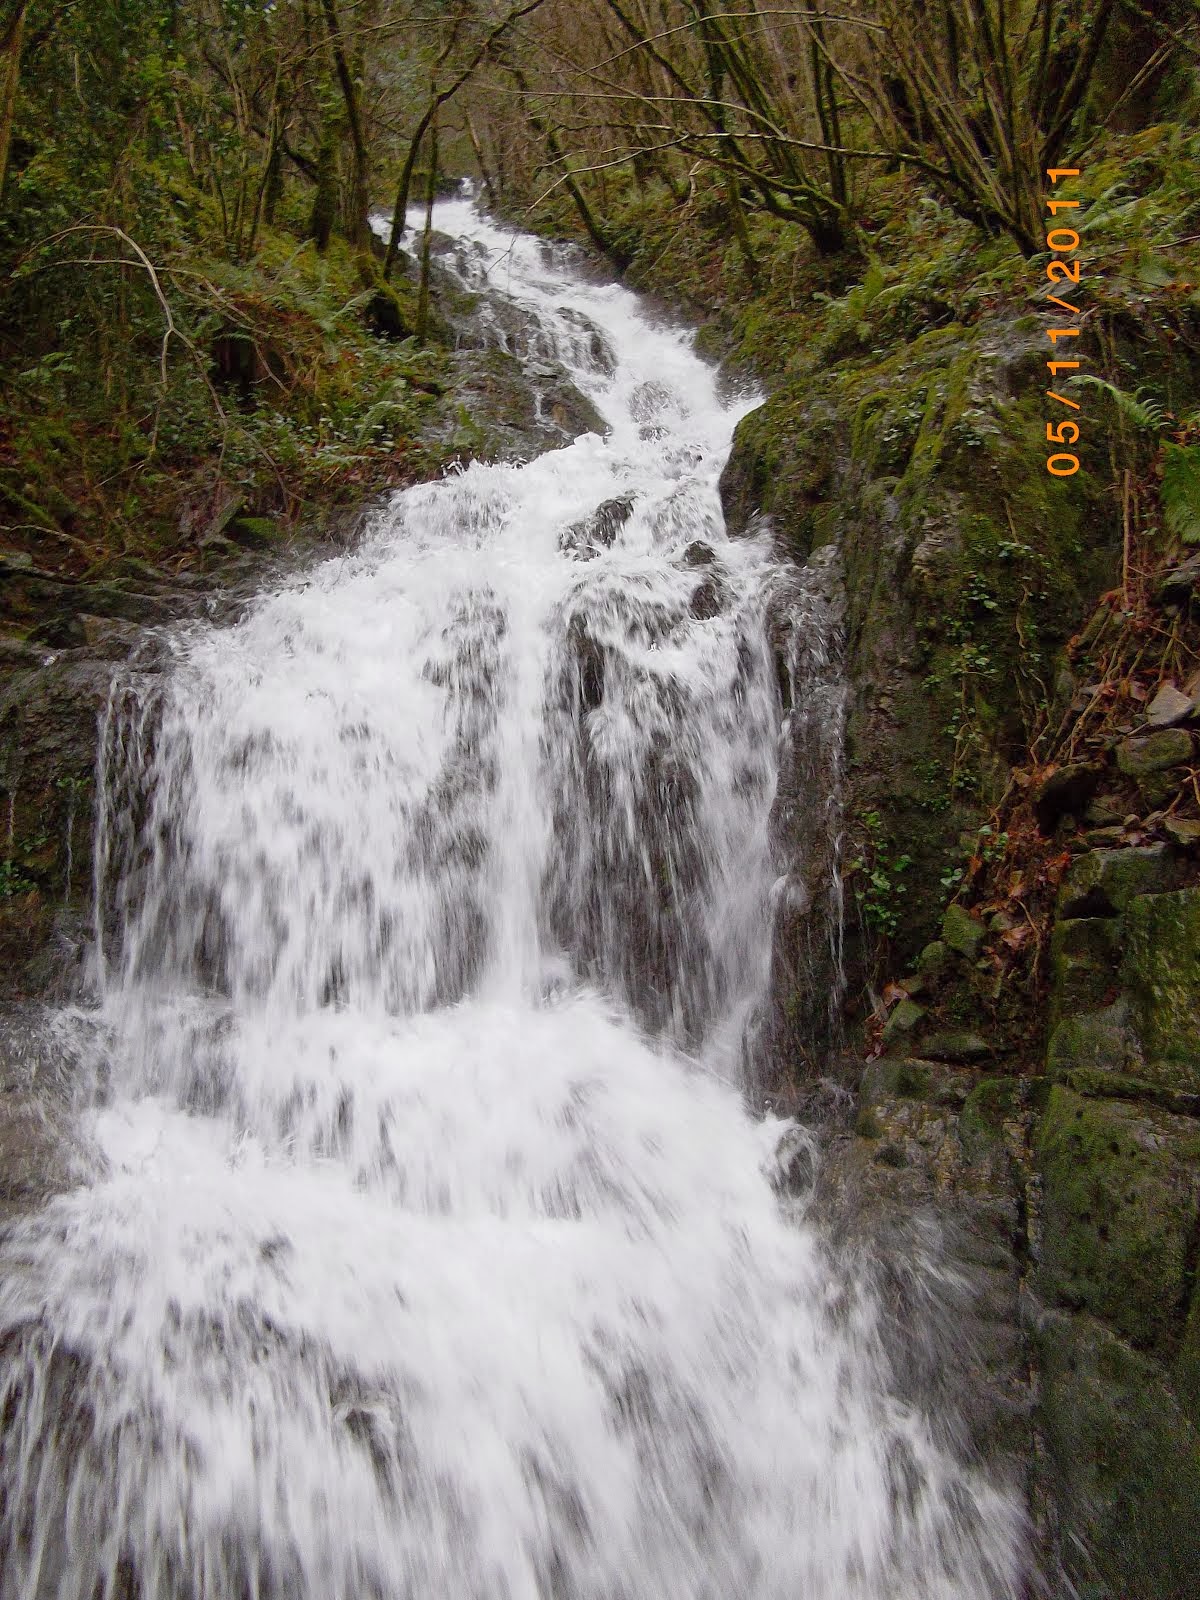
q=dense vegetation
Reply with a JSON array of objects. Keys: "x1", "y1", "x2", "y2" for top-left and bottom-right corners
[{"x1": 0, "y1": 2, "x2": 1195, "y2": 565}]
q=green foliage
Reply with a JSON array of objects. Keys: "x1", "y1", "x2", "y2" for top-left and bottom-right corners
[
  {"x1": 0, "y1": 860, "x2": 36, "y2": 900},
  {"x1": 1073, "y1": 375, "x2": 1169, "y2": 433},
  {"x1": 1162, "y1": 444, "x2": 1200, "y2": 545},
  {"x1": 850, "y1": 809, "x2": 913, "y2": 940}
]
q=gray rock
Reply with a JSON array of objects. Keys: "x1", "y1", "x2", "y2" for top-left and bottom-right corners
[{"x1": 1146, "y1": 684, "x2": 1196, "y2": 728}]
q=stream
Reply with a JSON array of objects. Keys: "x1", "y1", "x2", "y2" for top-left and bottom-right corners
[{"x1": 0, "y1": 200, "x2": 1023, "y2": 1600}]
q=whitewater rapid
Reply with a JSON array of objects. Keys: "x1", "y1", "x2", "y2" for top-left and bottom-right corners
[{"x1": 0, "y1": 200, "x2": 1023, "y2": 1599}]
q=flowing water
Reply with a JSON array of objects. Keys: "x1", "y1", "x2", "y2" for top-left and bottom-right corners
[{"x1": 0, "y1": 201, "x2": 1023, "y2": 1599}]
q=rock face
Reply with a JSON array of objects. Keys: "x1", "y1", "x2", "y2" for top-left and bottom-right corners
[
  {"x1": 1032, "y1": 877, "x2": 1200, "y2": 1599},
  {"x1": 757, "y1": 546, "x2": 849, "y2": 1076},
  {"x1": 720, "y1": 314, "x2": 1119, "y2": 982}
]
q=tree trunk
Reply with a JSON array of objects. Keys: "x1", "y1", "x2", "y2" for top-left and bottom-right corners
[
  {"x1": 416, "y1": 114, "x2": 438, "y2": 343},
  {"x1": 0, "y1": 1, "x2": 29, "y2": 202},
  {"x1": 384, "y1": 108, "x2": 432, "y2": 277},
  {"x1": 319, "y1": 0, "x2": 371, "y2": 248},
  {"x1": 308, "y1": 114, "x2": 338, "y2": 252}
]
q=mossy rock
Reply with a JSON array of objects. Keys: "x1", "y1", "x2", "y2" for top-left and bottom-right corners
[
  {"x1": 1036, "y1": 1308, "x2": 1200, "y2": 1600},
  {"x1": 1116, "y1": 727, "x2": 1194, "y2": 777},
  {"x1": 861, "y1": 1057, "x2": 933, "y2": 1102},
  {"x1": 1046, "y1": 1004, "x2": 1137, "y2": 1079},
  {"x1": 920, "y1": 1029, "x2": 991, "y2": 1063},
  {"x1": 915, "y1": 938, "x2": 948, "y2": 975},
  {"x1": 942, "y1": 901, "x2": 986, "y2": 958},
  {"x1": 228, "y1": 516, "x2": 283, "y2": 550},
  {"x1": 1049, "y1": 917, "x2": 1122, "y2": 1020},
  {"x1": 1123, "y1": 890, "x2": 1200, "y2": 1083},
  {"x1": 959, "y1": 1075, "x2": 1025, "y2": 1163},
  {"x1": 881, "y1": 997, "x2": 925, "y2": 1045},
  {"x1": 1035, "y1": 1085, "x2": 1200, "y2": 1355},
  {"x1": 1056, "y1": 844, "x2": 1175, "y2": 920}
]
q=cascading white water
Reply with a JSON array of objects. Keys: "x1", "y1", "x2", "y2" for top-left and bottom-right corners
[{"x1": 0, "y1": 200, "x2": 1024, "y2": 1600}]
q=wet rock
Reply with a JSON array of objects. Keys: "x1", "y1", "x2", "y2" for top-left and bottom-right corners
[
  {"x1": 79, "y1": 616, "x2": 145, "y2": 657},
  {"x1": 689, "y1": 576, "x2": 722, "y2": 621},
  {"x1": 555, "y1": 307, "x2": 617, "y2": 376},
  {"x1": 1035, "y1": 1308, "x2": 1200, "y2": 1600},
  {"x1": 942, "y1": 902, "x2": 986, "y2": 959},
  {"x1": 0, "y1": 632, "x2": 49, "y2": 669},
  {"x1": 1122, "y1": 889, "x2": 1200, "y2": 1086},
  {"x1": 1036, "y1": 1084, "x2": 1199, "y2": 1354},
  {"x1": 27, "y1": 611, "x2": 88, "y2": 649},
  {"x1": 1116, "y1": 726, "x2": 1194, "y2": 777},
  {"x1": 559, "y1": 495, "x2": 635, "y2": 558},
  {"x1": 566, "y1": 614, "x2": 605, "y2": 712},
  {"x1": 0, "y1": 653, "x2": 116, "y2": 1001},
  {"x1": 682, "y1": 540, "x2": 715, "y2": 568},
  {"x1": 0, "y1": 1007, "x2": 79, "y2": 1223},
  {"x1": 1034, "y1": 761, "x2": 1102, "y2": 833},
  {"x1": 1056, "y1": 843, "x2": 1175, "y2": 919}
]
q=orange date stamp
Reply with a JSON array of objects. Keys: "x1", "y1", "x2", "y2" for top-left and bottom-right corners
[{"x1": 1044, "y1": 166, "x2": 1083, "y2": 476}]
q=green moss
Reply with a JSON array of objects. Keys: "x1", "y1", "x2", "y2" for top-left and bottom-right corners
[
  {"x1": 942, "y1": 902, "x2": 986, "y2": 959},
  {"x1": 959, "y1": 1076, "x2": 1022, "y2": 1162},
  {"x1": 1123, "y1": 890, "x2": 1200, "y2": 1081},
  {"x1": 1046, "y1": 1006, "x2": 1136, "y2": 1079},
  {"x1": 862, "y1": 1059, "x2": 933, "y2": 1101},
  {"x1": 1037, "y1": 1309, "x2": 1200, "y2": 1600},
  {"x1": 881, "y1": 997, "x2": 925, "y2": 1045},
  {"x1": 854, "y1": 1106, "x2": 884, "y2": 1140},
  {"x1": 1057, "y1": 845, "x2": 1176, "y2": 921},
  {"x1": 1050, "y1": 918, "x2": 1122, "y2": 1021},
  {"x1": 1036, "y1": 1085, "x2": 1200, "y2": 1354}
]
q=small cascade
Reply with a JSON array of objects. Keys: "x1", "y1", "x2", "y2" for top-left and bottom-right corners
[
  {"x1": 759, "y1": 543, "x2": 849, "y2": 1083},
  {"x1": 0, "y1": 198, "x2": 1024, "y2": 1600}
]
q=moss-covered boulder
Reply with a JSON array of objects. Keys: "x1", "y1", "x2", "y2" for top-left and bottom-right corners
[
  {"x1": 1122, "y1": 890, "x2": 1200, "y2": 1086},
  {"x1": 1116, "y1": 727, "x2": 1194, "y2": 777},
  {"x1": 1056, "y1": 844, "x2": 1176, "y2": 920},
  {"x1": 881, "y1": 996, "x2": 925, "y2": 1045},
  {"x1": 1035, "y1": 1085, "x2": 1200, "y2": 1354},
  {"x1": 942, "y1": 901, "x2": 986, "y2": 959}
]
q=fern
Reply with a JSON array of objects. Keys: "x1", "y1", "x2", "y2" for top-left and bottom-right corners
[
  {"x1": 1162, "y1": 443, "x2": 1200, "y2": 545},
  {"x1": 1072, "y1": 375, "x2": 1167, "y2": 431}
]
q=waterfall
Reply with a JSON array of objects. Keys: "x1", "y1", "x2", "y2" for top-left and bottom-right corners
[{"x1": 0, "y1": 199, "x2": 1024, "y2": 1600}]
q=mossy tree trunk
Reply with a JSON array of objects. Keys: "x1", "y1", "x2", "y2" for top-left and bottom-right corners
[{"x1": 0, "y1": 1, "x2": 29, "y2": 202}]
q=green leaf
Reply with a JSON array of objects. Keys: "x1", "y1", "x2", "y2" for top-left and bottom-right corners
[{"x1": 1162, "y1": 442, "x2": 1200, "y2": 545}]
